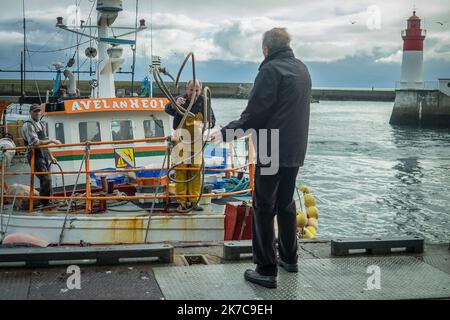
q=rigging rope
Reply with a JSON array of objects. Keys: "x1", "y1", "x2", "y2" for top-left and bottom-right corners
[
  {"x1": 58, "y1": 144, "x2": 88, "y2": 245},
  {"x1": 27, "y1": 39, "x2": 92, "y2": 53}
]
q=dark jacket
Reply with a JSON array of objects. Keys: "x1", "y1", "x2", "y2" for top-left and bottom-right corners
[
  {"x1": 221, "y1": 47, "x2": 311, "y2": 167},
  {"x1": 164, "y1": 93, "x2": 216, "y2": 130}
]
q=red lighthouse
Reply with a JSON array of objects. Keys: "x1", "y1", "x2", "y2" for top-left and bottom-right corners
[{"x1": 400, "y1": 11, "x2": 427, "y2": 89}]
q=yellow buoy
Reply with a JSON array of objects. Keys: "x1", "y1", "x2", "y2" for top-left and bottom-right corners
[
  {"x1": 296, "y1": 212, "x2": 308, "y2": 228},
  {"x1": 302, "y1": 228, "x2": 315, "y2": 239},
  {"x1": 306, "y1": 225, "x2": 317, "y2": 237},
  {"x1": 306, "y1": 206, "x2": 319, "y2": 219},
  {"x1": 307, "y1": 218, "x2": 318, "y2": 229},
  {"x1": 304, "y1": 194, "x2": 316, "y2": 207},
  {"x1": 299, "y1": 185, "x2": 310, "y2": 194},
  {"x1": 296, "y1": 186, "x2": 319, "y2": 240}
]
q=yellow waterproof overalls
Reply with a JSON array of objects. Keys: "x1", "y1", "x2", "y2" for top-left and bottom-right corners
[{"x1": 173, "y1": 113, "x2": 204, "y2": 205}]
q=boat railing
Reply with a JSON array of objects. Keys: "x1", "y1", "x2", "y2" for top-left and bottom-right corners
[{"x1": 1, "y1": 135, "x2": 255, "y2": 214}]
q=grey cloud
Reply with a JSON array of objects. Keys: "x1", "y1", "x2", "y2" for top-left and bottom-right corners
[
  {"x1": 1, "y1": 0, "x2": 449, "y2": 85},
  {"x1": 435, "y1": 43, "x2": 450, "y2": 53}
]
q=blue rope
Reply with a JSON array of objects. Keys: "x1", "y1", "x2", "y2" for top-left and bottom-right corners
[{"x1": 223, "y1": 176, "x2": 250, "y2": 196}]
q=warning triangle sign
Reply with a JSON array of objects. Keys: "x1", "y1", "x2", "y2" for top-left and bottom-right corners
[{"x1": 114, "y1": 148, "x2": 135, "y2": 168}]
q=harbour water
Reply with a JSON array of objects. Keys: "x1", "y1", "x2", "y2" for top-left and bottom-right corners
[{"x1": 213, "y1": 98, "x2": 450, "y2": 243}]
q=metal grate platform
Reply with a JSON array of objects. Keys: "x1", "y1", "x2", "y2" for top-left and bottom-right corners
[
  {"x1": 153, "y1": 256, "x2": 450, "y2": 300},
  {"x1": 421, "y1": 255, "x2": 450, "y2": 275},
  {"x1": 0, "y1": 271, "x2": 31, "y2": 300},
  {"x1": 27, "y1": 265, "x2": 164, "y2": 300}
]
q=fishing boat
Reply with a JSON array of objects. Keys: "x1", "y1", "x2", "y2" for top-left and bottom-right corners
[{"x1": 0, "y1": 0, "x2": 254, "y2": 246}]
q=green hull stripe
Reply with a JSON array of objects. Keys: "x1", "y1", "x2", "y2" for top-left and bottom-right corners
[{"x1": 55, "y1": 151, "x2": 166, "y2": 161}]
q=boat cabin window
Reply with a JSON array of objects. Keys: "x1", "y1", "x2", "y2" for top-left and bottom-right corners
[
  {"x1": 79, "y1": 121, "x2": 101, "y2": 142},
  {"x1": 111, "y1": 120, "x2": 134, "y2": 141},
  {"x1": 55, "y1": 123, "x2": 65, "y2": 144},
  {"x1": 143, "y1": 119, "x2": 164, "y2": 139}
]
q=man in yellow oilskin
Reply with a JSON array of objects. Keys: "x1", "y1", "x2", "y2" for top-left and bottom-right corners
[{"x1": 164, "y1": 80, "x2": 216, "y2": 212}]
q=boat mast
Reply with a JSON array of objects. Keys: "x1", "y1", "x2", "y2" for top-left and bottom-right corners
[
  {"x1": 56, "y1": 0, "x2": 145, "y2": 98},
  {"x1": 131, "y1": 0, "x2": 138, "y2": 96},
  {"x1": 22, "y1": 0, "x2": 26, "y2": 97},
  {"x1": 150, "y1": 0, "x2": 153, "y2": 98}
]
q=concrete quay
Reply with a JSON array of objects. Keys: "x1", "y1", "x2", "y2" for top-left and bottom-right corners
[{"x1": 0, "y1": 79, "x2": 394, "y2": 102}]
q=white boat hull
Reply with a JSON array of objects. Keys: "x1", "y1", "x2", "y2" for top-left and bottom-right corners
[{"x1": 1, "y1": 212, "x2": 225, "y2": 245}]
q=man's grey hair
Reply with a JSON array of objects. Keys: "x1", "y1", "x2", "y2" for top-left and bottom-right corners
[{"x1": 262, "y1": 28, "x2": 291, "y2": 53}]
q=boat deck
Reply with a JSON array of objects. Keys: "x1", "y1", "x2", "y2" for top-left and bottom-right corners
[
  {"x1": 3, "y1": 155, "x2": 250, "y2": 217},
  {"x1": 3, "y1": 198, "x2": 242, "y2": 218},
  {"x1": 0, "y1": 241, "x2": 449, "y2": 300},
  {"x1": 2, "y1": 156, "x2": 251, "y2": 244}
]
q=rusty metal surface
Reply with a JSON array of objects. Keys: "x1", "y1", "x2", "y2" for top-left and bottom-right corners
[
  {"x1": 154, "y1": 256, "x2": 450, "y2": 300},
  {"x1": 0, "y1": 270, "x2": 31, "y2": 300},
  {"x1": 27, "y1": 265, "x2": 164, "y2": 300}
]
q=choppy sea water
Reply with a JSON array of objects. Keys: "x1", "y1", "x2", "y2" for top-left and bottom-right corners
[{"x1": 213, "y1": 98, "x2": 450, "y2": 243}]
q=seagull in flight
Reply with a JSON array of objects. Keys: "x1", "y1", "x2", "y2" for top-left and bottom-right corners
[{"x1": 435, "y1": 21, "x2": 448, "y2": 26}]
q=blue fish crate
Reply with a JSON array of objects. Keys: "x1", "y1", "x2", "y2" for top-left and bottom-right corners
[
  {"x1": 135, "y1": 168, "x2": 167, "y2": 178},
  {"x1": 90, "y1": 168, "x2": 126, "y2": 187},
  {"x1": 204, "y1": 145, "x2": 228, "y2": 174},
  {"x1": 209, "y1": 181, "x2": 226, "y2": 190}
]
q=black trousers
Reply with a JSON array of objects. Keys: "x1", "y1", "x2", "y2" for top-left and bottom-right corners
[
  {"x1": 252, "y1": 165, "x2": 299, "y2": 276},
  {"x1": 28, "y1": 154, "x2": 52, "y2": 206}
]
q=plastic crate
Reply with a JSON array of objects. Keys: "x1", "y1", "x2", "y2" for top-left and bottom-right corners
[
  {"x1": 204, "y1": 145, "x2": 228, "y2": 170},
  {"x1": 135, "y1": 168, "x2": 167, "y2": 178},
  {"x1": 136, "y1": 192, "x2": 166, "y2": 204},
  {"x1": 90, "y1": 168, "x2": 126, "y2": 187},
  {"x1": 204, "y1": 174, "x2": 223, "y2": 183},
  {"x1": 136, "y1": 185, "x2": 167, "y2": 193},
  {"x1": 133, "y1": 168, "x2": 168, "y2": 186}
]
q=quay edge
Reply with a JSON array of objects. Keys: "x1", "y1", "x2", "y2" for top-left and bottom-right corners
[
  {"x1": 0, "y1": 79, "x2": 395, "y2": 101},
  {"x1": 390, "y1": 88, "x2": 450, "y2": 127}
]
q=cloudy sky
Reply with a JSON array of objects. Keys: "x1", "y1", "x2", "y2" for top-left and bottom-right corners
[{"x1": 0, "y1": 0, "x2": 449, "y2": 88}]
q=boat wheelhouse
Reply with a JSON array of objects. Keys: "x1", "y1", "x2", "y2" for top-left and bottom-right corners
[{"x1": 43, "y1": 96, "x2": 171, "y2": 187}]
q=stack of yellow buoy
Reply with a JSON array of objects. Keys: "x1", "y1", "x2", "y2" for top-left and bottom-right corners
[{"x1": 296, "y1": 185, "x2": 319, "y2": 239}]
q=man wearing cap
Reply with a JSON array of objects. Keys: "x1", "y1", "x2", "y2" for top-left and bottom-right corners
[{"x1": 22, "y1": 104, "x2": 61, "y2": 207}]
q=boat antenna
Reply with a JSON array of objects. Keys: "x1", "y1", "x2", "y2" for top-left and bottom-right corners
[
  {"x1": 89, "y1": 16, "x2": 92, "y2": 76},
  {"x1": 76, "y1": 0, "x2": 81, "y2": 86},
  {"x1": 22, "y1": 0, "x2": 26, "y2": 97},
  {"x1": 150, "y1": 0, "x2": 153, "y2": 65},
  {"x1": 150, "y1": 0, "x2": 153, "y2": 97},
  {"x1": 131, "y1": 0, "x2": 139, "y2": 96}
]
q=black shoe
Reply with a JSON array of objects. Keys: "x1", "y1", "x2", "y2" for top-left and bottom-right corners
[
  {"x1": 191, "y1": 204, "x2": 204, "y2": 211},
  {"x1": 175, "y1": 203, "x2": 188, "y2": 213},
  {"x1": 278, "y1": 260, "x2": 298, "y2": 273},
  {"x1": 244, "y1": 269, "x2": 277, "y2": 289}
]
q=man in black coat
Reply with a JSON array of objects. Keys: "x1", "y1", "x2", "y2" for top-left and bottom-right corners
[{"x1": 212, "y1": 28, "x2": 311, "y2": 288}]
